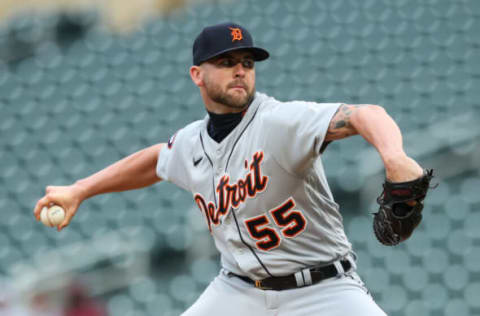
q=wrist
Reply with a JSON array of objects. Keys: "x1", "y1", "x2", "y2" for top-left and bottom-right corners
[
  {"x1": 382, "y1": 154, "x2": 424, "y2": 182},
  {"x1": 72, "y1": 180, "x2": 91, "y2": 201}
]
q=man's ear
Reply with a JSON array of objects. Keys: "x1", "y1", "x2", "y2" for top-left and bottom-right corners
[{"x1": 190, "y1": 66, "x2": 204, "y2": 87}]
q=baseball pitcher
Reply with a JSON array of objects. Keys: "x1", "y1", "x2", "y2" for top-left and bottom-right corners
[{"x1": 34, "y1": 22, "x2": 434, "y2": 315}]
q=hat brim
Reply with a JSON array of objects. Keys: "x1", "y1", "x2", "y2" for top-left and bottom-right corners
[{"x1": 195, "y1": 46, "x2": 269, "y2": 66}]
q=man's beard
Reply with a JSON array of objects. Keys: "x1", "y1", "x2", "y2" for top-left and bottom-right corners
[{"x1": 204, "y1": 78, "x2": 255, "y2": 110}]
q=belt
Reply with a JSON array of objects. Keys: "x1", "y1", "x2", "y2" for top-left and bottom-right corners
[{"x1": 229, "y1": 259, "x2": 352, "y2": 291}]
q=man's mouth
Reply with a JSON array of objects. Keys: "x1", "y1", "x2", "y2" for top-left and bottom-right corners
[{"x1": 230, "y1": 84, "x2": 246, "y2": 91}]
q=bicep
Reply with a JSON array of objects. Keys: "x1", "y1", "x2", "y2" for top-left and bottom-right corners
[{"x1": 325, "y1": 104, "x2": 361, "y2": 141}]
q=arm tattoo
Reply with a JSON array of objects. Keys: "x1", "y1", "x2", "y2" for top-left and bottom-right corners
[{"x1": 326, "y1": 104, "x2": 358, "y2": 140}]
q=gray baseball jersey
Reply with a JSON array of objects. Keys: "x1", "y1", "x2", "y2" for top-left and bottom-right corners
[{"x1": 156, "y1": 92, "x2": 352, "y2": 279}]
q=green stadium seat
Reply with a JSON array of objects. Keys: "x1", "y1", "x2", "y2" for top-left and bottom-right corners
[
  {"x1": 362, "y1": 267, "x2": 390, "y2": 293},
  {"x1": 168, "y1": 274, "x2": 198, "y2": 305},
  {"x1": 384, "y1": 248, "x2": 411, "y2": 275},
  {"x1": 347, "y1": 216, "x2": 371, "y2": 244},
  {"x1": 128, "y1": 276, "x2": 157, "y2": 304},
  {"x1": 405, "y1": 300, "x2": 430, "y2": 316},
  {"x1": 444, "y1": 194, "x2": 470, "y2": 220},
  {"x1": 35, "y1": 46, "x2": 64, "y2": 70},
  {"x1": 447, "y1": 229, "x2": 472, "y2": 256},
  {"x1": 165, "y1": 223, "x2": 192, "y2": 251},
  {"x1": 405, "y1": 230, "x2": 432, "y2": 257},
  {"x1": 79, "y1": 215, "x2": 109, "y2": 236},
  {"x1": 402, "y1": 266, "x2": 428, "y2": 291},
  {"x1": 461, "y1": 177, "x2": 480, "y2": 204},
  {"x1": 464, "y1": 282, "x2": 480, "y2": 308},
  {"x1": 443, "y1": 264, "x2": 469, "y2": 291},
  {"x1": 84, "y1": 32, "x2": 114, "y2": 53},
  {"x1": 465, "y1": 212, "x2": 480, "y2": 239},
  {"x1": 0, "y1": 231, "x2": 13, "y2": 259},
  {"x1": 2, "y1": 80, "x2": 25, "y2": 103},
  {"x1": 152, "y1": 208, "x2": 182, "y2": 235},
  {"x1": 380, "y1": 285, "x2": 407, "y2": 313},
  {"x1": 421, "y1": 282, "x2": 448, "y2": 310},
  {"x1": 189, "y1": 257, "x2": 219, "y2": 285},
  {"x1": 19, "y1": 230, "x2": 50, "y2": 255},
  {"x1": 145, "y1": 293, "x2": 174, "y2": 316},
  {"x1": 445, "y1": 299, "x2": 470, "y2": 316},
  {"x1": 49, "y1": 225, "x2": 84, "y2": 245},
  {"x1": 424, "y1": 213, "x2": 451, "y2": 240},
  {"x1": 107, "y1": 294, "x2": 137, "y2": 316},
  {"x1": 365, "y1": 234, "x2": 392, "y2": 259},
  {"x1": 9, "y1": 213, "x2": 35, "y2": 242},
  {"x1": 16, "y1": 59, "x2": 45, "y2": 86},
  {"x1": 0, "y1": 237, "x2": 25, "y2": 270},
  {"x1": 421, "y1": 248, "x2": 449, "y2": 274},
  {"x1": 463, "y1": 246, "x2": 480, "y2": 273}
]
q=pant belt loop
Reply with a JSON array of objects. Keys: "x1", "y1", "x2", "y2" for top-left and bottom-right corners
[
  {"x1": 301, "y1": 268, "x2": 313, "y2": 286},
  {"x1": 294, "y1": 271, "x2": 305, "y2": 287},
  {"x1": 333, "y1": 260, "x2": 345, "y2": 277},
  {"x1": 347, "y1": 253, "x2": 357, "y2": 271}
]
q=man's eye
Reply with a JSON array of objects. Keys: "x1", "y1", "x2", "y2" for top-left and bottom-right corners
[
  {"x1": 242, "y1": 60, "x2": 254, "y2": 69},
  {"x1": 216, "y1": 58, "x2": 254, "y2": 68},
  {"x1": 219, "y1": 59, "x2": 234, "y2": 67}
]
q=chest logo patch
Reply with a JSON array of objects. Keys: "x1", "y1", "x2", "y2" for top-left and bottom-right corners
[{"x1": 194, "y1": 151, "x2": 268, "y2": 232}]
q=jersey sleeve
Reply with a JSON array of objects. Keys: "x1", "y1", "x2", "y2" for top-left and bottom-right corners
[
  {"x1": 156, "y1": 129, "x2": 192, "y2": 192},
  {"x1": 264, "y1": 100, "x2": 342, "y2": 175}
]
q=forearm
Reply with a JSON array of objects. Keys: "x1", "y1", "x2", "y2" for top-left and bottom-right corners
[
  {"x1": 350, "y1": 105, "x2": 423, "y2": 181},
  {"x1": 74, "y1": 143, "x2": 164, "y2": 200}
]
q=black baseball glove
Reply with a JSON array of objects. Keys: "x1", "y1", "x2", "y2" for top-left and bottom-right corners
[{"x1": 373, "y1": 169, "x2": 434, "y2": 246}]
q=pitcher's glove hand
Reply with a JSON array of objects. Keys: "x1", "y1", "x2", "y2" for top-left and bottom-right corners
[{"x1": 373, "y1": 169, "x2": 435, "y2": 246}]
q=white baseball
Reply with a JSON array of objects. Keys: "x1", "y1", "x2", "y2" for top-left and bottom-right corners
[{"x1": 40, "y1": 205, "x2": 65, "y2": 227}]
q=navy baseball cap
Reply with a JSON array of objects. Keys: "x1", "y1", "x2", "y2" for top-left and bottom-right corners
[{"x1": 192, "y1": 22, "x2": 269, "y2": 66}]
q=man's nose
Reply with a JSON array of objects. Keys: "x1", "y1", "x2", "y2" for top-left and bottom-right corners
[{"x1": 233, "y1": 63, "x2": 246, "y2": 77}]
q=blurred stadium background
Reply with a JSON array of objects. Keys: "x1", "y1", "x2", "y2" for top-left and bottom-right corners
[{"x1": 0, "y1": 0, "x2": 479, "y2": 315}]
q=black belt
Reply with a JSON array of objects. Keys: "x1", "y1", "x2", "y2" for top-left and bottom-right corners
[{"x1": 229, "y1": 260, "x2": 352, "y2": 291}]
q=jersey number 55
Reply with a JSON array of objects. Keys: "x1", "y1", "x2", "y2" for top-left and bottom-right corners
[{"x1": 244, "y1": 198, "x2": 307, "y2": 251}]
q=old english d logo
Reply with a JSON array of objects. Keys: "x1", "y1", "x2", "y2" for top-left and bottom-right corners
[{"x1": 229, "y1": 27, "x2": 243, "y2": 42}]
